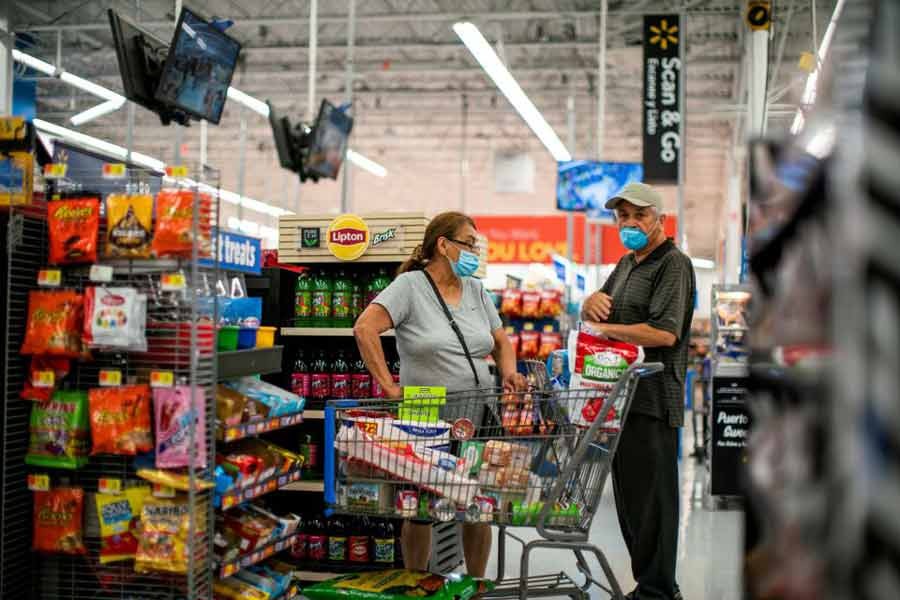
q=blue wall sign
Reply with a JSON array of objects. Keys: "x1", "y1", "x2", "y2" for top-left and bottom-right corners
[{"x1": 201, "y1": 228, "x2": 262, "y2": 274}]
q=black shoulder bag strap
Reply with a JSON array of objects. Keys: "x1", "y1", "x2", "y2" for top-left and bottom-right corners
[{"x1": 421, "y1": 269, "x2": 480, "y2": 387}]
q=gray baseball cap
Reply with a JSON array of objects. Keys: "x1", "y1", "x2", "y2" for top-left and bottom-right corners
[{"x1": 605, "y1": 182, "x2": 663, "y2": 211}]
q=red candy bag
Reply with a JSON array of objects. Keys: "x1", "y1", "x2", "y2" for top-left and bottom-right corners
[
  {"x1": 33, "y1": 487, "x2": 87, "y2": 555},
  {"x1": 48, "y1": 197, "x2": 100, "y2": 264},
  {"x1": 21, "y1": 356, "x2": 71, "y2": 402},
  {"x1": 152, "y1": 188, "x2": 212, "y2": 258},
  {"x1": 571, "y1": 329, "x2": 644, "y2": 430},
  {"x1": 21, "y1": 290, "x2": 85, "y2": 357},
  {"x1": 89, "y1": 385, "x2": 153, "y2": 455}
]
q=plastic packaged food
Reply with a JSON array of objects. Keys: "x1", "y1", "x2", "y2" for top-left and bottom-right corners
[
  {"x1": 135, "y1": 469, "x2": 214, "y2": 492},
  {"x1": 134, "y1": 496, "x2": 193, "y2": 574},
  {"x1": 154, "y1": 386, "x2": 208, "y2": 469},
  {"x1": 21, "y1": 290, "x2": 85, "y2": 357},
  {"x1": 216, "y1": 385, "x2": 249, "y2": 427},
  {"x1": 33, "y1": 487, "x2": 87, "y2": 555},
  {"x1": 106, "y1": 194, "x2": 153, "y2": 258},
  {"x1": 303, "y1": 570, "x2": 491, "y2": 600},
  {"x1": 213, "y1": 578, "x2": 269, "y2": 600},
  {"x1": 48, "y1": 197, "x2": 100, "y2": 264},
  {"x1": 83, "y1": 286, "x2": 148, "y2": 351},
  {"x1": 20, "y1": 356, "x2": 71, "y2": 402},
  {"x1": 571, "y1": 329, "x2": 644, "y2": 429},
  {"x1": 520, "y1": 291, "x2": 541, "y2": 319},
  {"x1": 537, "y1": 332, "x2": 563, "y2": 361},
  {"x1": 88, "y1": 385, "x2": 153, "y2": 455},
  {"x1": 96, "y1": 486, "x2": 151, "y2": 564},
  {"x1": 152, "y1": 188, "x2": 212, "y2": 258},
  {"x1": 539, "y1": 289, "x2": 563, "y2": 318},
  {"x1": 26, "y1": 390, "x2": 90, "y2": 469},
  {"x1": 518, "y1": 330, "x2": 540, "y2": 360},
  {"x1": 500, "y1": 289, "x2": 522, "y2": 317}
]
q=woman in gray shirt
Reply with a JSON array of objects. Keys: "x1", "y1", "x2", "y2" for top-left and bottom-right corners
[{"x1": 354, "y1": 211, "x2": 524, "y2": 577}]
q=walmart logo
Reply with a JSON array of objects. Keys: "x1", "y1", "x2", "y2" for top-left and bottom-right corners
[{"x1": 649, "y1": 19, "x2": 679, "y2": 50}]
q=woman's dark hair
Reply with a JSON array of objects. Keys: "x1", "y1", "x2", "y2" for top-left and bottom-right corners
[{"x1": 397, "y1": 211, "x2": 476, "y2": 275}]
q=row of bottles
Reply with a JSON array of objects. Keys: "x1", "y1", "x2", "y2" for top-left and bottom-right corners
[
  {"x1": 295, "y1": 268, "x2": 392, "y2": 328},
  {"x1": 291, "y1": 348, "x2": 399, "y2": 402},
  {"x1": 291, "y1": 514, "x2": 398, "y2": 566}
]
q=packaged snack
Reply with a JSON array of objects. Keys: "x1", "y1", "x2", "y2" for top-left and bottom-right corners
[
  {"x1": 154, "y1": 386, "x2": 208, "y2": 469},
  {"x1": 21, "y1": 290, "x2": 85, "y2": 357},
  {"x1": 26, "y1": 390, "x2": 90, "y2": 469},
  {"x1": 136, "y1": 468, "x2": 214, "y2": 492},
  {"x1": 21, "y1": 356, "x2": 71, "y2": 402},
  {"x1": 226, "y1": 377, "x2": 304, "y2": 417},
  {"x1": 152, "y1": 188, "x2": 212, "y2": 258},
  {"x1": 459, "y1": 441, "x2": 485, "y2": 477},
  {"x1": 48, "y1": 197, "x2": 100, "y2": 264},
  {"x1": 571, "y1": 329, "x2": 644, "y2": 429},
  {"x1": 213, "y1": 579, "x2": 269, "y2": 600},
  {"x1": 537, "y1": 332, "x2": 563, "y2": 361},
  {"x1": 33, "y1": 487, "x2": 87, "y2": 555},
  {"x1": 520, "y1": 291, "x2": 541, "y2": 319},
  {"x1": 88, "y1": 385, "x2": 153, "y2": 455},
  {"x1": 216, "y1": 385, "x2": 249, "y2": 427},
  {"x1": 96, "y1": 486, "x2": 151, "y2": 564},
  {"x1": 303, "y1": 570, "x2": 491, "y2": 600},
  {"x1": 83, "y1": 286, "x2": 148, "y2": 351},
  {"x1": 500, "y1": 289, "x2": 522, "y2": 318},
  {"x1": 518, "y1": 330, "x2": 540, "y2": 360},
  {"x1": 0, "y1": 150, "x2": 34, "y2": 205},
  {"x1": 134, "y1": 496, "x2": 193, "y2": 574},
  {"x1": 106, "y1": 193, "x2": 153, "y2": 258},
  {"x1": 539, "y1": 289, "x2": 563, "y2": 318}
]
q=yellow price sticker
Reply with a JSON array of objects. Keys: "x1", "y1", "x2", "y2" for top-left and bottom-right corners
[
  {"x1": 28, "y1": 474, "x2": 50, "y2": 492},
  {"x1": 152, "y1": 483, "x2": 176, "y2": 498},
  {"x1": 37, "y1": 269, "x2": 62, "y2": 287},
  {"x1": 160, "y1": 272, "x2": 186, "y2": 291},
  {"x1": 222, "y1": 564, "x2": 237, "y2": 578},
  {"x1": 222, "y1": 494, "x2": 237, "y2": 510},
  {"x1": 165, "y1": 165, "x2": 189, "y2": 178},
  {"x1": 99, "y1": 369, "x2": 122, "y2": 387},
  {"x1": 150, "y1": 371, "x2": 174, "y2": 388},
  {"x1": 43, "y1": 163, "x2": 68, "y2": 179},
  {"x1": 32, "y1": 370, "x2": 55, "y2": 388},
  {"x1": 102, "y1": 163, "x2": 127, "y2": 179},
  {"x1": 98, "y1": 478, "x2": 123, "y2": 495},
  {"x1": 225, "y1": 427, "x2": 240, "y2": 441},
  {"x1": 0, "y1": 117, "x2": 26, "y2": 141}
]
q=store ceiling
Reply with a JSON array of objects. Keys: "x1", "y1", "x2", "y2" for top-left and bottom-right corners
[{"x1": 12, "y1": 0, "x2": 828, "y2": 259}]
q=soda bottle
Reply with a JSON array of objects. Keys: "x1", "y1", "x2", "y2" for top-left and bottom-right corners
[
  {"x1": 350, "y1": 273, "x2": 364, "y2": 322},
  {"x1": 294, "y1": 270, "x2": 313, "y2": 326},
  {"x1": 327, "y1": 515, "x2": 347, "y2": 564},
  {"x1": 331, "y1": 349, "x2": 351, "y2": 400},
  {"x1": 298, "y1": 433, "x2": 320, "y2": 479},
  {"x1": 348, "y1": 517, "x2": 372, "y2": 564},
  {"x1": 373, "y1": 519, "x2": 395, "y2": 565},
  {"x1": 332, "y1": 269, "x2": 354, "y2": 328},
  {"x1": 307, "y1": 514, "x2": 328, "y2": 562},
  {"x1": 351, "y1": 351, "x2": 372, "y2": 399},
  {"x1": 290, "y1": 514, "x2": 308, "y2": 560},
  {"x1": 311, "y1": 269, "x2": 334, "y2": 327},
  {"x1": 365, "y1": 267, "x2": 391, "y2": 308},
  {"x1": 291, "y1": 349, "x2": 311, "y2": 398},
  {"x1": 310, "y1": 349, "x2": 331, "y2": 401}
]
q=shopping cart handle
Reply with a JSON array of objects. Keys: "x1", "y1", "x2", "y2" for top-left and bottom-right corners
[{"x1": 634, "y1": 362, "x2": 664, "y2": 377}]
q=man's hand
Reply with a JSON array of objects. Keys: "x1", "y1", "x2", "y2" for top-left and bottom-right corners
[
  {"x1": 502, "y1": 372, "x2": 527, "y2": 393},
  {"x1": 582, "y1": 291, "x2": 613, "y2": 321}
]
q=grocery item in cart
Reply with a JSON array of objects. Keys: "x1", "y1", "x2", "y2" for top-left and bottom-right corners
[
  {"x1": 21, "y1": 290, "x2": 85, "y2": 357},
  {"x1": 95, "y1": 486, "x2": 150, "y2": 564},
  {"x1": 340, "y1": 412, "x2": 452, "y2": 450},
  {"x1": 105, "y1": 193, "x2": 153, "y2": 258},
  {"x1": 302, "y1": 570, "x2": 492, "y2": 600},
  {"x1": 47, "y1": 197, "x2": 100, "y2": 264},
  {"x1": 33, "y1": 487, "x2": 87, "y2": 555},
  {"x1": 134, "y1": 496, "x2": 193, "y2": 574},
  {"x1": 571, "y1": 328, "x2": 644, "y2": 430},
  {"x1": 154, "y1": 385, "x2": 208, "y2": 469},
  {"x1": 88, "y1": 384, "x2": 153, "y2": 455},
  {"x1": 26, "y1": 390, "x2": 89, "y2": 469}
]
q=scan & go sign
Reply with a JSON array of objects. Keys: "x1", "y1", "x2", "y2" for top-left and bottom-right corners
[{"x1": 326, "y1": 214, "x2": 370, "y2": 260}]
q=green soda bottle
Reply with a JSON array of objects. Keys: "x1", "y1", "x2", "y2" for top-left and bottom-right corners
[
  {"x1": 294, "y1": 270, "x2": 313, "y2": 326},
  {"x1": 350, "y1": 272, "x2": 364, "y2": 322},
  {"x1": 365, "y1": 267, "x2": 392, "y2": 308},
  {"x1": 311, "y1": 269, "x2": 333, "y2": 327},
  {"x1": 332, "y1": 269, "x2": 353, "y2": 328}
]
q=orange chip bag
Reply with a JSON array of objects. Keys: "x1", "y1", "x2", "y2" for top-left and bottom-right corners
[
  {"x1": 48, "y1": 197, "x2": 100, "y2": 264},
  {"x1": 539, "y1": 289, "x2": 563, "y2": 318},
  {"x1": 152, "y1": 188, "x2": 212, "y2": 258},
  {"x1": 521, "y1": 291, "x2": 541, "y2": 319},
  {"x1": 21, "y1": 290, "x2": 85, "y2": 357},
  {"x1": 33, "y1": 487, "x2": 87, "y2": 555},
  {"x1": 89, "y1": 385, "x2": 153, "y2": 455}
]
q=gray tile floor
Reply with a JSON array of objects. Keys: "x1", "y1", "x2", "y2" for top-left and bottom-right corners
[{"x1": 482, "y1": 414, "x2": 744, "y2": 599}]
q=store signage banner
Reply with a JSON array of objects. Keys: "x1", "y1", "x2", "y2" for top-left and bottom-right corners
[
  {"x1": 642, "y1": 14, "x2": 682, "y2": 183},
  {"x1": 201, "y1": 228, "x2": 262, "y2": 274},
  {"x1": 710, "y1": 376, "x2": 751, "y2": 496}
]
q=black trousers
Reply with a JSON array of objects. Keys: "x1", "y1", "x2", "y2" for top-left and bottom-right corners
[{"x1": 612, "y1": 412, "x2": 680, "y2": 600}]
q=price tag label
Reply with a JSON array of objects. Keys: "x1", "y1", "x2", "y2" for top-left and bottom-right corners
[
  {"x1": 89, "y1": 265, "x2": 114, "y2": 283},
  {"x1": 150, "y1": 371, "x2": 174, "y2": 388},
  {"x1": 165, "y1": 165, "x2": 189, "y2": 178},
  {"x1": 37, "y1": 269, "x2": 62, "y2": 287},
  {"x1": 225, "y1": 427, "x2": 240, "y2": 441},
  {"x1": 33, "y1": 370, "x2": 55, "y2": 388},
  {"x1": 160, "y1": 272, "x2": 186, "y2": 291},
  {"x1": 98, "y1": 478, "x2": 123, "y2": 495},
  {"x1": 152, "y1": 483, "x2": 176, "y2": 498},
  {"x1": 99, "y1": 369, "x2": 122, "y2": 387},
  {"x1": 0, "y1": 117, "x2": 26, "y2": 141},
  {"x1": 102, "y1": 163, "x2": 127, "y2": 179},
  {"x1": 43, "y1": 163, "x2": 68, "y2": 179},
  {"x1": 27, "y1": 474, "x2": 50, "y2": 492}
]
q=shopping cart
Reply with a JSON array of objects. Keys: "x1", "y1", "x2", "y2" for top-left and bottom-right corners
[{"x1": 324, "y1": 362, "x2": 663, "y2": 599}]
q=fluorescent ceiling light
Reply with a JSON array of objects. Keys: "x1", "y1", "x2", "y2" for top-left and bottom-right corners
[
  {"x1": 453, "y1": 21, "x2": 571, "y2": 162},
  {"x1": 12, "y1": 49, "x2": 56, "y2": 76},
  {"x1": 690, "y1": 257, "x2": 716, "y2": 270},
  {"x1": 347, "y1": 149, "x2": 387, "y2": 177},
  {"x1": 227, "y1": 87, "x2": 270, "y2": 117},
  {"x1": 33, "y1": 118, "x2": 129, "y2": 159},
  {"x1": 70, "y1": 98, "x2": 126, "y2": 126},
  {"x1": 60, "y1": 71, "x2": 124, "y2": 103}
]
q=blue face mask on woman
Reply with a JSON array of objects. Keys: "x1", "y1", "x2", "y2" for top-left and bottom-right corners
[{"x1": 450, "y1": 249, "x2": 480, "y2": 278}]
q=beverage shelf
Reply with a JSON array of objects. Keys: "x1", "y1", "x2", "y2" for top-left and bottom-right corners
[
  {"x1": 218, "y1": 532, "x2": 298, "y2": 579},
  {"x1": 282, "y1": 480, "x2": 325, "y2": 492},
  {"x1": 218, "y1": 468, "x2": 303, "y2": 510},
  {"x1": 217, "y1": 412, "x2": 304, "y2": 442},
  {"x1": 280, "y1": 327, "x2": 394, "y2": 337},
  {"x1": 218, "y1": 346, "x2": 284, "y2": 379}
]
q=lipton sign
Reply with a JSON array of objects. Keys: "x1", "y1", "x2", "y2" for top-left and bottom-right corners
[{"x1": 326, "y1": 214, "x2": 370, "y2": 260}]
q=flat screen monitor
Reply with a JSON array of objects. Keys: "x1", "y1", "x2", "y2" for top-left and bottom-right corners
[
  {"x1": 557, "y1": 160, "x2": 644, "y2": 219},
  {"x1": 267, "y1": 101, "x2": 295, "y2": 171},
  {"x1": 304, "y1": 100, "x2": 353, "y2": 180},
  {"x1": 108, "y1": 9, "x2": 173, "y2": 118},
  {"x1": 154, "y1": 7, "x2": 241, "y2": 124}
]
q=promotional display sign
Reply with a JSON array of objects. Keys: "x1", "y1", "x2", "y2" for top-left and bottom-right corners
[
  {"x1": 200, "y1": 228, "x2": 262, "y2": 275},
  {"x1": 642, "y1": 15, "x2": 683, "y2": 183},
  {"x1": 556, "y1": 161, "x2": 644, "y2": 219},
  {"x1": 326, "y1": 214, "x2": 371, "y2": 261},
  {"x1": 710, "y1": 376, "x2": 751, "y2": 496}
]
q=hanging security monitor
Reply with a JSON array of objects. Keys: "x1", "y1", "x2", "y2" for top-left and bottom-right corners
[
  {"x1": 154, "y1": 7, "x2": 242, "y2": 125},
  {"x1": 304, "y1": 100, "x2": 354, "y2": 180},
  {"x1": 107, "y1": 8, "x2": 189, "y2": 126}
]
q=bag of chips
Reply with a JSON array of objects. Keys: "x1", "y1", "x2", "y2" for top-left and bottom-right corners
[
  {"x1": 500, "y1": 289, "x2": 522, "y2": 318},
  {"x1": 96, "y1": 486, "x2": 150, "y2": 564},
  {"x1": 83, "y1": 286, "x2": 148, "y2": 351},
  {"x1": 154, "y1": 386, "x2": 208, "y2": 469},
  {"x1": 106, "y1": 194, "x2": 153, "y2": 258},
  {"x1": 571, "y1": 329, "x2": 644, "y2": 430},
  {"x1": 537, "y1": 332, "x2": 563, "y2": 361},
  {"x1": 21, "y1": 290, "x2": 85, "y2": 357},
  {"x1": 303, "y1": 570, "x2": 491, "y2": 600},
  {"x1": 539, "y1": 289, "x2": 563, "y2": 318},
  {"x1": 518, "y1": 330, "x2": 539, "y2": 360},
  {"x1": 33, "y1": 487, "x2": 87, "y2": 555},
  {"x1": 26, "y1": 390, "x2": 90, "y2": 469},
  {"x1": 134, "y1": 496, "x2": 193, "y2": 574},
  {"x1": 48, "y1": 197, "x2": 100, "y2": 264},
  {"x1": 152, "y1": 188, "x2": 212, "y2": 258},
  {"x1": 520, "y1": 291, "x2": 541, "y2": 319},
  {"x1": 89, "y1": 385, "x2": 153, "y2": 455}
]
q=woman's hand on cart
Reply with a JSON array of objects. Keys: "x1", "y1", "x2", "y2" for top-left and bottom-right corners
[
  {"x1": 503, "y1": 372, "x2": 527, "y2": 393},
  {"x1": 384, "y1": 383, "x2": 403, "y2": 399}
]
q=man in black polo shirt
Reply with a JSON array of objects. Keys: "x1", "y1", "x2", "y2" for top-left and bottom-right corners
[{"x1": 582, "y1": 182, "x2": 695, "y2": 600}]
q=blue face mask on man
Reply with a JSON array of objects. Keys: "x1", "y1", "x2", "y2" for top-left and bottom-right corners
[
  {"x1": 619, "y1": 220, "x2": 660, "y2": 251},
  {"x1": 449, "y1": 248, "x2": 480, "y2": 278}
]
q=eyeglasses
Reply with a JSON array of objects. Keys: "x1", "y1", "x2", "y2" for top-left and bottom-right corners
[{"x1": 447, "y1": 238, "x2": 480, "y2": 253}]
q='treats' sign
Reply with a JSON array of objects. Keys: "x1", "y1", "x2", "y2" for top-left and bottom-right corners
[
  {"x1": 642, "y1": 14, "x2": 683, "y2": 183},
  {"x1": 326, "y1": 214, "x2": 370, "y2": 260}
]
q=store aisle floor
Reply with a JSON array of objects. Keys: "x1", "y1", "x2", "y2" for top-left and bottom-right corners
[{"x1": 481, "y1": 412, "x2": 743, "y2": 599}]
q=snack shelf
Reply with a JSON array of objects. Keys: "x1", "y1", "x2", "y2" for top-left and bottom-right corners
[
  {"x1": 217, "y1": 532, "x2": 299, "y2": 579},
  {"x1": 219, "y1": 468, "x2": 303, "y2": 510},
  {"x1": 217, "y1": 412, "x2": 304, "y2": 442},
  {"x1": 218, "y1": 346, "x2": 284, "y2": 380},
  {"x1": 281, "y1": 480, "x2": 325, "y2": 492},
  {"x1": 292, "y1": 570, "x2": 339, "y2": 582},
  {"x1": 280, "y1": 327, "x2": 394, "y2": 337},
  {"x1": 291, "y1": 561, "x2": 389, "y2": 582}
]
